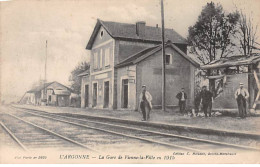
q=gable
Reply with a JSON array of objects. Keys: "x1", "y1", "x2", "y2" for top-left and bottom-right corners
[
  {"x1": 86, "y1": 19, "x2": 187, "y2": 50},
  {"x1": 47, "y1": 82, "x2": 71, "y2": 91},
  {"x1": 137, "y1": 46, "x2": 192, "y2": 69},
  {"x1": 115, "y1": 43, "x2": 200, "y2": 68},
  {"x1": 92, "y1": 26, "x2": 113, "y2": 49}
]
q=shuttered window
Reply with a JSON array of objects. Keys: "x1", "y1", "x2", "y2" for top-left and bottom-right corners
[
  {"x1": 93, "y1": 52, "x2": 98, "y2": 69},
  {"x1": 105, "y1": 48, "x2": 110, "y2": 67}
]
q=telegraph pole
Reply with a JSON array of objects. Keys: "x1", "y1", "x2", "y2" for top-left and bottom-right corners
[
  {"x1": 161, "y1": 0, "x2": 166, "y2": 111},
  {"x1": 44, "y1": 40, "x2": 48, "y2": 99}
]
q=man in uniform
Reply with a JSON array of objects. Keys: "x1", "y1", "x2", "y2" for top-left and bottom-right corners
[
  {"x1": 138, "y1": 85, "x2": 152, "y2": 121},
  {"x1": 234, "y1": 83, "x2": 249, "y2": 118},
  {"x1": 200, "y1": 86, "x2": 213, "y2": 117},
  {"x1": 176, "y1": 88, "x2": 187, "y2": 114}
]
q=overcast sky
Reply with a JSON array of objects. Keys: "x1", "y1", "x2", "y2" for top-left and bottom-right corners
[{"x1": 1, "y1": 0, "x2": 260, "y2": 103}]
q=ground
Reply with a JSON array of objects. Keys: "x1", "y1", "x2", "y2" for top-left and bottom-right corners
[{"x1": 12, "y1": 104, "x2": 260, "y2": 134}]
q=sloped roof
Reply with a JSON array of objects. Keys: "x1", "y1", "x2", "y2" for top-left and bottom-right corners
[
  {"x1": 77, "y1": 70, "x2": 89, "y2": 77},
  {"x1": 27, "y1": 82, "x2": 54, "y2": 93},
  {"x1": 27, "y1": 81, "x2": 72, "y2": 93},
  {"x1": 201, "y1": 54, "x2": 260, "y2": 70},
  {"x1": 115, "y1": 42, "x2": 200, "y2": 68},
  {"x1": 86, "y1": 19, "x2": 187, "y2": 49}
]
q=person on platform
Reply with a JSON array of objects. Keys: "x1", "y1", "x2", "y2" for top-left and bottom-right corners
[
  {"x1": 176, "y1": 88, "x2": 187, "y2": 114},
  {"x1": 200, "y1": 86, "x2": 214, "y2": 117},
  {"x1": 234, "y1": 83, "x2": 249, "y2": 118},
  {"x1": 138, "y1": 85, "x2": 152, "y2": 121},
  {"x1": 194, "y1": 86, "x2": 201, "y2": 116}
]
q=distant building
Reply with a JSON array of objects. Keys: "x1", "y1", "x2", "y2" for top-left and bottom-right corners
[
  {"x1": 26, "y1": 81, "x2": 72, "y2": 107},
  {"x1": 79, "y1": 19, "x2": 199, "y2": 110}
]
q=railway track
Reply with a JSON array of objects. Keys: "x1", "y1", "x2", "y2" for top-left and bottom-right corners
[
  {"x1": 5, "y1": 106, "x2": 260, "y2": 152},
  {"x1": 0, "y1": 112, "x2": 98, "y2": 152},
  {"x1": 0, "y1": 121, "x2": 28, "y2": 151}
]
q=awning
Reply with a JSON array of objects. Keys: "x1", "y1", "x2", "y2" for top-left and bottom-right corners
[
  {"x1": 201, "y1": 54, "x2": 260, "y2": 70},
  {"x1": 77, "y1": 70, "x2": 89, "y2": 77},
  {"x1": 54, "y1": 90, "x2": 71, "y2": 95}
]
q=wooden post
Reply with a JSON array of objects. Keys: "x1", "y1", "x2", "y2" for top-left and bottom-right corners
[
  {"x1": 248, "y1": 64, "x2": 254, "y2": 108},
  {"x1": 161, "y1": 0, "x2": 166, "y2": 111},
  {"x1": 252, "y1": 70, "x2": 260, "y2": 109}
]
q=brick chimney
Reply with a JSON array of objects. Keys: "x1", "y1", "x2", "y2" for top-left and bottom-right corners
[{"x1": 136, "y1": 21, "x2": 146, "y2": 37}]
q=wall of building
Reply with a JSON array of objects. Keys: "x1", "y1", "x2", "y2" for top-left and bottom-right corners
[
  {"x1": 117, "y1": 40, "x2": 156, "y2": 63},
  {"x1": 82, "y1": 73, "x2": 114, "y2": 109},
  {"x1": 90, "y1": 26, "x2": 114, "y2": 74},
  {"x1": 116, "y1": 65, "x2": 137, "y2": 110},
  {"x1": 57, "y1": 95, "x2": 70, "y2": 107},
  {"x1": 213, "y1": 73, "x2": 249, "y2": 109},
  {"x1": 81, "y1": 76, "x2": 90, "y2": 108},
  {"x1": 136, "y1": 46, "x2": 195, "y2": 109},
  {"x1": 83, "y1": 25, "x2": 115, "y2": 109}
]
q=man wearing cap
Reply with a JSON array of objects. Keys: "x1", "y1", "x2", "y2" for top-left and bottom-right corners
[
  {"x1": 235, "y1": 83, "x2": 249, "y2": 118},
  {"x1": 176, "y1": 88, "x2": 187, "y2": 114},
  {"x1": 139, "y1": 85, "x2": 152, "y2": 121},
  {"x1": 200, "y1": 86, "x2": 214, "y2": 117}
]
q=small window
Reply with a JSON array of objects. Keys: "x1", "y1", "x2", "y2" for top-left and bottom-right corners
[
  {"x1": 100, "y1": 31, "x2": 104, "y2": 38},
  {"x1": 165, "y1": 54, "x2": 171, "y2": 65}
]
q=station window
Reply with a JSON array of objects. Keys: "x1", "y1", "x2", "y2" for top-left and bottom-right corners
[
  {"x1": 99, "y1": 49, "x2": 103, "y2": 69},
  {"x1": 165, "y1": 54, "x2": 172, "y2": 65},
  {"x1": 93, "y1": 52, "x2": 98, "y2": 69},
  {"x1": 105, "y1": 48, "x2": 110, "y2": 67}
]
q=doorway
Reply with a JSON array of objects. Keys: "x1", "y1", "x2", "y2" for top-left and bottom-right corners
[
  {"x1": 93, "y1": 83, "x2": 97, "y2": 107},
  {"x1": 85, "y1": 85, "x2": 89, "y2": 107},
  {"x1": 103, "y1": 81, "x2": 109, "y2": 108},
  {"x1": 122, "y1": 79, "x2": 128, "y2": 108}
]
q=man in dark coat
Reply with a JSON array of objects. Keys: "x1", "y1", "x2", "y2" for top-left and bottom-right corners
[
  {"x1": 194, "y1": 86, "x2": 201, "y2": 116},
  {"x1": 176, "y1": 88, "x2": 187, "y2": 114},
  {"x1": 200, "y1": 86, "x2": 213, "y2": 117}
]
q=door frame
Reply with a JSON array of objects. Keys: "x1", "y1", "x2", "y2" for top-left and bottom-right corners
[
  {"x1": 120, "y1": 76, "x2": 129, "y2": 108},
  {"x1": 84, "y1": 84, "x2": 89, "y2": 107},
  {"x1": 103, "y1": 79, "x2": 110, "y2": 108},
  {"x1": 92, "y1": 81, "x2": 98, "y2": 107}
]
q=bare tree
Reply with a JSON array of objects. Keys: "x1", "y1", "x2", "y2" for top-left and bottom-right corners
[{"x1": 236, "y1": 10, "x2": 259, "y2": 56}]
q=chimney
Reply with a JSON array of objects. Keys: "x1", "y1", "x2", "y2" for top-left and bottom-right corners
[{"x1": 136, "y1": 21, "x2": 146, "y2": 37}]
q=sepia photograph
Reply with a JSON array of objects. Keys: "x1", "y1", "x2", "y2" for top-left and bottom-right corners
[{"x1": 0, "y1": 0, "x2": 260, "y2": 164}]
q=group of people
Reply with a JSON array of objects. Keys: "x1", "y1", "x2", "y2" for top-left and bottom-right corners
[
  {"x1": 177, "y1": 83, "x2": 249, "y2": 118},
  {"x1": 176, "y1": 86, "x2": 214, "y2": 117},
  {"x1": 138, "y1": 83, "x2": 249, "y2": 121}
]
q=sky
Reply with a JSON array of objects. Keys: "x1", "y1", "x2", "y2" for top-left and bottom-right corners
[{"x1": 1, "y1": 0, "x2": 260, "y2": 103}]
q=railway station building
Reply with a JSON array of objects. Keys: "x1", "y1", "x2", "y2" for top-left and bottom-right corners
[
  {"x1": 79, "y1": 19, "x2": 200, "y2": 110},
  {"x1": 26, "y1": 81, "x2": 72, "y2": 107}
]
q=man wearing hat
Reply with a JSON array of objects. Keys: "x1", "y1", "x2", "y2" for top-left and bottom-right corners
[
  {"x1": 200, "y1": 85, "x2": 213, "y2": 117},
  {"x1": 138, "y1": 85, "x2": 152, "y2": 121},
  {"x1": 176, "y1": 88, "x2": 188, "y2": 114},
  {"x1": 234, "y1": 83, "x2": 249, "y2": 118}
]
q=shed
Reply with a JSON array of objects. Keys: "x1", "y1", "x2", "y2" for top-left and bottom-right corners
[{"x1": 200, "y1": 54, "x2": 260, "y2": 110}]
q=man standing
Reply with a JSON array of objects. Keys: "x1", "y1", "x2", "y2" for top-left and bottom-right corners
[
  {"x1": 176, "y1": 88, "x2": 187, "y2": 114},
  {"x1": 194, "y1": 86, "x2": 201, "y2": 116},
  {"x1": 139, "y1": 85, "x2": 152, "y2": 121},
  {"x1": 234, "y1": 83, "x2": 249, "y2": 118},
  {"x1": 200, "y1": 86, "x2": 213, "y2": 117}
]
